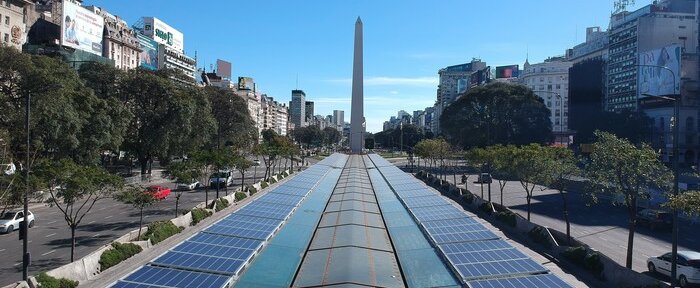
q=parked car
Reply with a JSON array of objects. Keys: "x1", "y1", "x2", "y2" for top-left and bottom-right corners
[
  {"x1": 176, "y1": 180, "x2": 201, "y2": 191},
  {"x1": 0, "y1": 210, "x2": 35, "y2": 234},
  {"x1": 146, "y1": 185, "x2": 171, "y2": 200},
  {"x1": 209, "y1": 171, "x2": 233, "y2": 188},
  {"x1": 647, "y1": 251, "x2": 700, "y2": 287},
  {"x1": 475, "y1": 173, "x2": 492, "y2": 184},
  {"x1": 637, "y1": 208, "x2": 672, "y2": 230},
  {"x1": 1, "y1": 163, "x2": 16, "y2": 176}
]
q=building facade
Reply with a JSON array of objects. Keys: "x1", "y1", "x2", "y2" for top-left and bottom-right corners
[
  {"x1": 290, "y1": 89, "x2": 306, "y2": 128},
  {"x1": 520, "y1": 57, "x2": 573, "y2": 140},
  {"x1": 261, "y1": 95, "x2": 289, "y2": 136},
  {"x1": 0, "y1": 0, "x2": 32, "y2": 49},
  {"x1": 606, "y1": 0, "x2": 698, "y2": 111},
  {"x1": 85, "y1": 6, "x2": 141, "y2": 70},
  {"x1": 432, "y1": 59, "x2": 487, "y2": 134},
  {"x1": 332, "y1": 110, "x2": 344, "y2": 131}
]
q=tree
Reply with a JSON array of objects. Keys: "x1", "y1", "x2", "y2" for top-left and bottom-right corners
[
  {"x1": 512, "y1": 144, "x2": 549, "y2": 221},
  {"x1": 664, "y1": 191, "x2": 700, "y2": 215},
  {"x1": 538, "y1": 147, "x2": 581, "y2": 245},
  {"x1": 490, "y1": 145, "x2": 518, "y2": 205},
  {"x1": 234, "y1": 155, "x2": 253, "y2": 191},
  {"x1": 441, "y1": 82, "x2": 552, "y2": 149},
  {"x1": 586, "y1": 131, "x2": 672, "y2": 268},
  {"x1": 35, "y1": 159, "x2": 124, "y2": 261},
  {"x1": 164, "y1": 160, "x2": 203, "y2": 216},
  {"x1": 322, "y1": 127, "x2": 342, "y2": 148},
  {"x1": 114, "y1": 185, "x2": 158, "y2": 239},
  {"x1": 207, "y1": 86, "x2": 256, "y2": 149}
]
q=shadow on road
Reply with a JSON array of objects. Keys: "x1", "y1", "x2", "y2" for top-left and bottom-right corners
[
  {"x1": 78, "y1": 221, "x2": 137, "y2": 233},
  {"x1": 46, "y1": 234, "x2": 114, "y2": 249}
]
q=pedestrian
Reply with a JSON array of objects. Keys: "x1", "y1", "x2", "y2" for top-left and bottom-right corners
[{"x1": 461, "y1": 174, "x2": 467, "y2": 184}]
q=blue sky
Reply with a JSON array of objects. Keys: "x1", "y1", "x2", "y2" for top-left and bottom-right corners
[{"x1": 84, "y1": 0, "x2": 648, "y2": 132}]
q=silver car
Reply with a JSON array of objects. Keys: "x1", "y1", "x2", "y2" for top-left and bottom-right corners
[{"x1": 0, "y1": 210, "x2": 35, "y2": 233}]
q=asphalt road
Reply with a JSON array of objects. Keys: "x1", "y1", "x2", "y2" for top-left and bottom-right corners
[
  {"x1": 388, "y1": 158, "x2": 700, "y2": 280},
  {"x1": 0, "y1": 159, "x2": 315, "y2": 286}
]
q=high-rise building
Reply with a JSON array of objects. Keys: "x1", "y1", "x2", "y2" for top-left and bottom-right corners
[
  {"x1": 432, "y1": 59, "x2": 487, "y2": 134},
  {"x1": 85, "y1": 6, "x2": 141, "y2": 70},
  {"x1": 261, "y1": 95, "x2": 289, "y2": 136},
  {"x1": 0, "y1": 0, "x2": 33, "y2": 50},
  {"x1": 305, "y1": 101, "x2": 314, "y2": 124},
  {"x1": 290, "y1": 90, "x2": 306, "y2": 128},
  {"x1": 520, "y1": 56, "x2": 572, "y2": 142},
  {"x1": 333, "y1": 110, "x2": 344, "y2": 131},
  {"x1": 137, "y1": 17, "x2": 196, "y2": 81},
  {"x1": 566, "y1": 27, "x2": 609, "y2": 144},
  {"x1": 606, "y1": 0, "x2": 697, "y2": 111}
]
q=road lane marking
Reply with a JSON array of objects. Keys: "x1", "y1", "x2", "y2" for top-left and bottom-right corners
[
  {"x1": 41, "y1": 250, "x2": 56, "y2": 256},
  {"x1": 47, "y1": 220, "x2": 57, "y2": 225},
  {"x1": 105, "y1": 215, "x2": 113, "y2": 219},
  {"x1": 45, "y1": 233, "x2": 56, "y2": 238},
  {"x1": 0, "y1": 249, "x2": 5, "y2": 252},
  {"x1": 88, "y1": 221, "x2": 95, "y2": 224},
  {"x1": 14, "y1": 262, "x2": 21, "y2": 266},
  {"x1": 94, "y1": 233, "x2": 101, "y2": 237},
  {"x1": 120, "y1": 211, "x2": 129, "y2": 215}
]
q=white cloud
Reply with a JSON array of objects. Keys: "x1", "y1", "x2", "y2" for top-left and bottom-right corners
[
  {"x1": 327, "y1": 76, "x2": 438, "y2": 87},
  {"x1": 390, "y1": 91, "x2": 399, "y2": 95}
]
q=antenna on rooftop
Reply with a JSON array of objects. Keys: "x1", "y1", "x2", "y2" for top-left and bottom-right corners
[{"x1": 296, "y1": 73, "x2": 299, "y2": 90}]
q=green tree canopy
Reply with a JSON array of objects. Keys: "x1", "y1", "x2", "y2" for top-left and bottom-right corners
[{"x1": 441, "y1": 82, "x2": 552, "y2": 149}]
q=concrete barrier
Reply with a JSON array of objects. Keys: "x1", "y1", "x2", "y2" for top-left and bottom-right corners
[
  {"x1": 170, "y1": 211, "x2": 192, "y2": 228},
  {"x1": 45, "y1": 244, "x2": 112, "y2": 281}
]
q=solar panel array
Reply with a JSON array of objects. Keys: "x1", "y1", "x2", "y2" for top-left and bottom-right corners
[
  {"x1": 111, "y1": 155, "x2": 348, "y2": 288},
  {"x1": 367, "y1": 154, "x2": 573, "y2": 288}
]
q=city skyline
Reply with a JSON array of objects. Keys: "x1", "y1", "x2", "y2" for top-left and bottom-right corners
[{"x1": 83, "y1": 0, "x2": 649, "y2": 132}]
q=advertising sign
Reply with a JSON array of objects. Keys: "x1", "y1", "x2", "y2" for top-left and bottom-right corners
[
  {"x1": 238, "y1": 77, "x2": 255, "y2": 90},
  {"x1": 470, "y1": 67, "x2": 490, "y2": 87},
  {"x1": 639, "y1": 44, "x2": 681, "y2": 97},
  {"x1": 217, "y1": 59, "x2": 232, "y2": 79},
  {"x1": 61, "y1": 1, "x2": 104, "y2": 55},
  {"x1": 137, "y1": 33, "x2": 158, "y2": 71},
  {"x1": 495, "y1": 65, "x2": 520, "y2": 79},
  {"x1": 142, "y1": 17, "x2": 184, "y2": 52},
  {"x1": 445, "y1": 63, "x2": 472, "y2": 72},
  {"x1": 457, "y1": 78, "x2": 469, "y2": 94}
]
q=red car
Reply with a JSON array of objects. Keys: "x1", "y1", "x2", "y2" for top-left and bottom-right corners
[{"x1": 146, "y1": 185, "x2": 171, "y2": 200}]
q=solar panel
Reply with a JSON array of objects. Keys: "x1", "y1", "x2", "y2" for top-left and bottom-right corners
[
  {"x1": 467, "y1": 273, "x2": 573, "y2": 288},
  {"x1": 439, "y1": 239, "x2": 513, "y2": 254},
  {"x1": 188, "y1": 233, "x2": 262, "y2": 250},
  {"x1": 117, "y1": 266, "x2": 230, "y2": 288},
  {"x1": 420, "y1": 216, "x2": 479, "y2": 229},
  {"x1": 173, "y1": 241, "x2": 257, "y2": 260},
  {"x1": 112, "y1": 282, "x2": 162, "y2": 288},
  {"x1": 257, "y1": 192, "x2": 304, "y2": 206},
  {"x1": 396, "y1": 188, "x2": 437, "y2": 198},
  {"x1": 410, "y1": 205, "x2": 468, "y2": 222},
  {"x1": 401, "y1": 195, "x2": 450, "y2": 208},
  {"x1": 204, "y1": 223, "x2": 276, "y2": 240},
  {"x1": 235, "y1": 202, "x2": 295, "y2": 220},
  {"x1": 271, "y1": 185, "x2": 311, "y2": 196},
  {"x1": 452, "y1": 258, "x2": 548, "y2": 280},
  {"x1": 430, "y1": 229, "x2": 500, "y2": 244},
  {"x1": 152, "y1": 251, "x2": 247, "y2": 275}
]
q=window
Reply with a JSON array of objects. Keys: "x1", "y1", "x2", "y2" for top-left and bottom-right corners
[
  {"x1": 4, "y1": 16, "x2": 8, "y2": 25},
  {"x1": 5, "y1": 0, "x2": 9, "y2": 8},
  {"x1": 3, "y1": 33, "x2": 8, "y2": 43}
]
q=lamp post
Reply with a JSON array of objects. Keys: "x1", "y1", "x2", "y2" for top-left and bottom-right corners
[
  {"x1": 638, "y1": 63, "x2": 679, "y2": 287},
  {"x1": 532, "y1": 91, "x2": 563, "y2": 145},
  {"x1": 22, "y1": 92, "x2": 30, "y2": 281}
]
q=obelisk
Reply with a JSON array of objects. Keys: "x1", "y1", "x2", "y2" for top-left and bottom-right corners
[{"x1": 350, "y1": 17, "x2": 364, "y2": 154}]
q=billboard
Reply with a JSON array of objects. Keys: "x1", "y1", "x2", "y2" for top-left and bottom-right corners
[
  {"x1": 217, "y1": 59, "x2": 232, "y2": 79},
  {"x1": 470, "y1": 67, "x2": 491, "y2": 87},
  {"x1": 61, "y1": 1, "x2": 104, "y2": 55},
  {"x1": 639, "y1": 44, "x2": 681, "y2": 97},
  {"x1": 238, "y1": 77, "x2": 255, "y2": 90},
  {"x1": 495, "y1": 65, "x2": 520, "y2": 79},
  {"x1": 137, "y1": 33, "x2": 158, "y2": 70},
  {"x1": 457, "y1": 78, "x2": 469, "y2": 94},
  {"x1": 142, "y1": 17, "x2": 184, "y2": 52},
  {"x1": 445, "y1": 63, "x2": 472, "y2": 72}
]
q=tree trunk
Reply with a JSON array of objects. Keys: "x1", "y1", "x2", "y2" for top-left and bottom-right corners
[
  {"x1": 559, "y1": 189, "x2": 571, "y2": 245},
  {"x1": 499, "y1": 180, "x2": 507, "y2": 205},
  {"x1": 204, "y1": 184, "x2": 209, "y2": 207},
  {"x1": 138, "y1": 207, "x2": 144, "y2": 239},
  {"x1": 253, "y1": 166, "x2": 258, "y2": 182},
  {"x1": 626, "y1": 195, "x2": 638, "y2": 269},
  {"x1": 175, "y1": 194, "x2": 180, "y2": 217},
  {"x1": 240, "y1": 171, "x2": 245, "y2": 191},
  {"x1": 139, "y1": 157, "x2": 148, "y2": 175},
  {"x1": 70, "y1": 226, "x2": 76, "y2": 262},
  {"x1": 526, "y1": 190, "x2": 532, "y2": 221}
]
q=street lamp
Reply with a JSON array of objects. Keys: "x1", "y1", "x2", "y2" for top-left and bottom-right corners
[
  {"x1": 637, "y1": 63, "x2": 680, "y2": 287},
  {"x1": 22, "y1": 92, "x2": 30, "y2": 281},
  {"x1": 532, "y1": 90, "x2": 564, "y2": 145}
]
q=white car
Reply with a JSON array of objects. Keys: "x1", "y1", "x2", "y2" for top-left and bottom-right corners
[
  {"x1": 176, "y1": 180, "x2": 201, "y2": 191},
  {"x1": 0, "y1": 210, "x2": 35, "y2": 233},
  {"x1": 647, "y1": 251, "x2": 700, "y2": 287}
]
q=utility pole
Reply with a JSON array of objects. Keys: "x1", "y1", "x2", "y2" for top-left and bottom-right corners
[{"x1": 22, "y1": 92, "x2": 30, "y2": 280}]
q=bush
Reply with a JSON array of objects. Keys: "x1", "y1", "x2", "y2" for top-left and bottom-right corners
[
  {"x1": 584, "y1": 252, "x2": 604, "y2": 276},
  {"x1": 99, "y1": 242, "x2": 143, "y2": 271},
  {"x1": 495, "y1": 210, "x2": 517, "y2": 227},
  {"x1": 191, "y1": 208, "x2": 212, "y2": 225},
  {"x1": 35, "y1": 272, "x2": 78, "y2": 288},
  {"x1": 528, "y1": 226, "x2": 552, "y2": 249},
  {"x1": 415, "y1": 171, "x2": 426, "y2": 178},
  {"x1": 479, "y1": 202, "x2": 494, "y2": 214},
  {"x1": 440, "y1": 181, "x2": 452, "y2": 192},
  {"x1": 562, "y1": 246, "x2": 604, "y2": 277},
  {"x1": 261, "y1": 181, "x2": 269, "y2": 189},
  {"x1": 248, "y1": 185, "x2": 257, "y2": 195},
  {"x1": 215, "y1": 198, "x2": 230, "y2": 211},
  {"x1": 460, "y1": 192, "x2": 474, "y2": 204},
  {"x1": 235, "y1": 192, "x2": 247, "y2": 201},
  {"x1": 142, "y1": 221, "x2": 183, "y2": 244}
]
